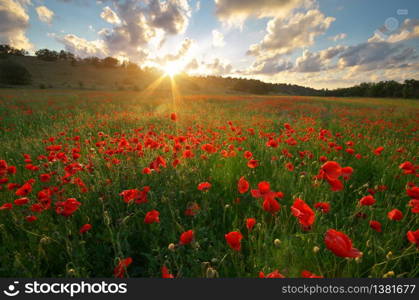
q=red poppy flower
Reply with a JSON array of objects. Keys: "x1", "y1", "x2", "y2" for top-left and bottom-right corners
[
  {"x1": 285, "y1": 162, "x2": 294, "y2": 171},
  {"x1": 184, "y1": 202, "x2": 200, "y2": 216},
  {"x1": 321, "y1": 161, "x2": 342, "y2": 180},
  {"x1": 387, "y1": 209, "x2": 403, "y2": 221},
  {"x1": 0, "y1": 203, "x2": 12, "y2": 210},
  {"x1": 314, "y1": 202, "x2": 330, "y2": 213},
  {"x1": 247, "y1": 159, "x2": 259, "y2": 168},
  {"x1": 407, "y1": 230, "x2": 419, "y2": 248},
  {"x1": 55, "y1": 198, "x2": 81, "y2": 217},
  {"x1": 14, "y1": 197, "x2": 29, "y2": 206},
  {"x1": 399, "y1": 161, "x2": 416, "y2": 175},
  {"x1": 114, "y1": 257, "x2": 133, "y2": 278},
  {"x1": 244, "y1": 151, "x2": 253, "y2": 159},
  {"x1": 369, "y1": 220, "x2": 382, "y2": 232},
  {"x1": 259, "y1": 270, "x2": 285, "y2": 278},
  {"x1": 25, "y1": 215, "x2": 37, "y2": 222},
  {"x1": 359, "y1": 195, "x2": 376, "y2": 206},
  {"x1": 162, "y1": 266, "x2": 174, "y2": 278},
  {"x1": 142, "y1": 167, "x2": 152, "y2": 174},
  {"x1": 144, "y1": 210, "x2": 160, "y2": 224},
  {"x1": 179, "y1": 230, "x2": 194, "y2": 245},
  {"x1": 262, "y1": 197, "x2": 281, "y2": 214},
  {"x1": 40, "y1": 173, "x2": 51, "y2": 182},
  {"x1": 170, "y1": 113, "x2": 177, "y2": 121},
  {"x1": 79, "y1": 224, "x2": 92, "y2": 234},
  {"x1": 291, "y1": 198, "x2": 315, "y2": 229},
  {"x1": 197, "y1": 182, "x2": 211, "y2": 191},
  {"x1": 119, "y1": 187, "x2": 150, "y2": 204},
  {"x1": 225, "y1": 231, "x2": 243, "y2": 251},
  {"x1": 15, "y1": 182, "x2": 33, "y2": 197},
  {"x1": 301, "y1": 270, "x2": 323, "y2": 278},
  {"x1": 407, "y1": 186, "x2": 419, "y2": 199},
  {"x1": 408, "y1": 199, "x2": 419, "y2": 214},
  {"x1": 251, "y1": 181, "x2": 271, "y2": 197},
  {"x1": 326, "y1": 177, "x2": 344, "y2": 192},
  {"x1": 373, "y1": 146, "x2": 384, "y2": 155},
  {"x1": 341, "y1": 166, "x2": 353, "y2": 180},
  {"x1": 324, "y1": 229, "x2": 362, "y2": 258},
  {"x1": 237, "y1": 176, "x2": 249, "y2": 194},
  {"x1": 201, "y1": 143, "x2": 217, "y2": 153},
  {"x1": 246, "y1": 218, "x2": 256, "y2": 232}
]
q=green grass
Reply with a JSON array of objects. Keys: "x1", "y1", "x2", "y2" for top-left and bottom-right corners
[{"x1": 0, "y1": 89, "x2": 417, "y2": 278}]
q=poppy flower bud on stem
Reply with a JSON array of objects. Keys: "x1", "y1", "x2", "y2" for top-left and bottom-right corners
[
  {"x1": 40, "y1": 236, "x2": 51, "y2": 244},
  {"x1": 168, "y1": 243, "x2": 176, "y2": 251},
  {"x1": 383, "y1": 271, "x2": 395, "y2": 278},
  {"x1": 67, "y1": 268, "x2": 76, "y2": 276},
  {"x1": 206, "y1": 267, "x2": 219, "y2": 278},
  {"x1": 104, "y1": 211, "x2": 111, "y2": 225}
]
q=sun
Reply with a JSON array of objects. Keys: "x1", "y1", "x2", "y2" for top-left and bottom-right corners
[{"x1": 163, "y1": 61, "x2": 182, "y2": 77}]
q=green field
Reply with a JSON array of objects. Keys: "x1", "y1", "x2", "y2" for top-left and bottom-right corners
[{"x1": 0, "y1": 89, "x2": 418, "y2": 278}]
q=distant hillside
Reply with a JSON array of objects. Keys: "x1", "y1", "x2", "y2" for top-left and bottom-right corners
[
  {"x1": 0, "y1": 56, "x2": 157, "y2": 91},
  {"x1": 0, "y1": 45, "x2": 418, "y2": 98}
]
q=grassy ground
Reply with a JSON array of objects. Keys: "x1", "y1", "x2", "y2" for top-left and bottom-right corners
[{"x1": 0, "y1": 89, "x2": 417, "y2": 278}]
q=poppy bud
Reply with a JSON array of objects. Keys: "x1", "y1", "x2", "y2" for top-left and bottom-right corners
[
  {"x1": 206, "y1": 267, "x2": 219, "y2": 278},
  {"x1": 104, "y1": 211, "x2": 111, "y2": 225},
  {"x1": 383, "y1": 271, "x2": 395, "y2": 278},
  {"x1": 67, "y1": 268, "x2": 76, "y2": 276},
  {"x1": 168, "y1": 243, "x2": 176, "y2": 251},
  {"x1": 40, "y1": 236, "x2": 51, "y2": 244}
]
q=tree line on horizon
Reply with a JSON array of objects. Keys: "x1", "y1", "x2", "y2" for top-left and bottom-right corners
[{"x1": 0, "y1": 44, "x2": 418, "y2": 98}]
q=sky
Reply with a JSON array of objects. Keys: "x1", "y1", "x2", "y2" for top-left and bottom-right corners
[{"x1": 1, "y1": 0, "x2": 418, "y2": 89}]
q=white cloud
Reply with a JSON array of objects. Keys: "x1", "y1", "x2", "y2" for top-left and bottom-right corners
[
  {"x1": 212, "y1": 29, "x2": 225, "y2": 47},
  {"x1": 329, "y1": 33, "x2": 346, "y2": 42},
  {"x1": 99, "y1": 0, "x2": 192, "y2": 62},
  {"x1": 368, "y1": 19, "x2": 419, "y2": 43},
  {"x1": 158, "y1": 38, "x2": 194, "y2": 62},
  {"x1": 100, "y1": 6, "x2": 120, "y2": 24},
  {"x1": 214, "y1": 0, "x2": 313, "y2": 26},
  {"x1": 0, "y1": 0, "x2": 32, "y2": 49},
  {"x1": 247, "y1": 10, "x2": 335, "y2": 59},
  {"x1": 204, "y1": 57, "x2": 233, "y2": 75},
  {"x1": 337, "y1": 42, "x2": 418, "y2": 71},
  {"x1": 55, "y1": 34, "x2": 108, "y2": 58},
  {"x1": 294, "y1": 45, "x2": 346, "y2": 72},
  {"x1": 36, "y1": 5, "x2": 54, "y2": 24}
]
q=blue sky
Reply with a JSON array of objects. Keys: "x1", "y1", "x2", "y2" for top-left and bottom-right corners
[{"x1": 1, "y1": 0, "x2": 418, "y2": 88}]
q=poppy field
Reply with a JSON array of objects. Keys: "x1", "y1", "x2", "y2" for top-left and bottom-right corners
[{"x1": 0, "y1": 89, "x2": 418, "y2": 278}]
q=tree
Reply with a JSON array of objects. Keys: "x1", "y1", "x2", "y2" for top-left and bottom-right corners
[
  {"x1": 35, "y1": 49, "x2": 59, "y2": 61},
  {"x1": 0, "y1": 44, "x2": 27, "y2": 58},
  {"x1": 0, "y1": 60, "x2": 31, "y2": 85},
  {"x1": 101, "y1": 56, "x2": 119, "y2": 68}
]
